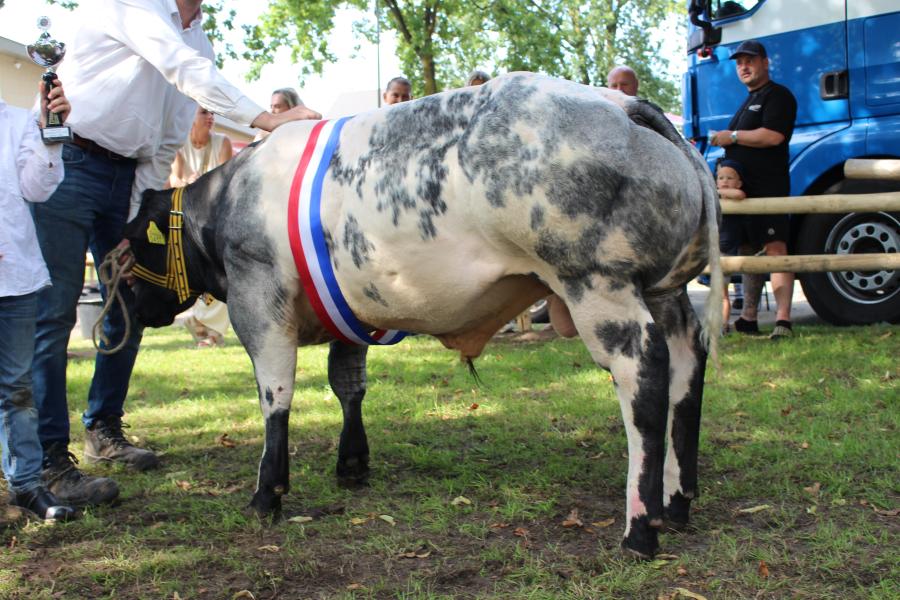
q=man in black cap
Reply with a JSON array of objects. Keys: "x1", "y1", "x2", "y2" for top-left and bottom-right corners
[{"x1": 710, "y1": 39, "x2": 797, "y2": 339}]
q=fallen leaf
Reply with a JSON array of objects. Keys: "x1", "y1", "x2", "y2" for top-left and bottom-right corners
[
  {"x1": 216, "y1": 433, "x2": 237, "y2": 448},
  {"x1": 589, "y1": 452, "x2": 604, "y2": 460},
  {"x1": 873, "y1": 506, "x2": 900, "y2": 517},
  {"x1": 468, "y1": 403, "x2": 479, "y2": 410},
  {"x1": 350, "y1": 517, "x2": 369, "y2": 525},
  {"x1": 513, "y1": 526, "x2": 529, "y2": 538},
  {"x1": 415, "y1": 550, "x2": 431, "y2": 559},
  {"x1": 674, "y1": 587, "x2": 708, "y2": 600},
  {"x1": 758, "y1": 560, "x2": 769, "y2": 578},
  {"x1": 832, "y1": 498, "x2": 847, "y2": 506},
  {"x1": 650, "y1": 559, "x2": 670, "y2": 569},
  {"x1": 763, "y1": 382, "x2": 777, "y2": 389},
  {"x1": 657, "y1": 553, "x2": 679, "y2": 560},
  {"x1": 489, "y1": 522, "x2": 509, "y2": 529},
  {"x1": 346, "y1": 583, "x2": 365, "y2": 590},
  {"x1": 877, "y1": 331, "x2": 892, "y2": 340},
  {"x1": 400, "y1": 551, "x2": 418, "y2": 558},
  {"x1": 288, "y1": 516, "x2": 314, "y2": 524},
  {"x1": 256, "y1": 545, "x2": 280, "y2": 553},
  {"x1": 173, "y1": 593, "x2": 182, "y2": 600},
  {"x1": 859, "y1": 499, "x2": 869, "y2": 506},
  {"x1": 591, "y1": 517, "x2": 616, "y2": 528},
  {"x1": 676, "y1": 566, "x2": 688, "y2": 576},
  {"x1": 806, "y1": 505, "x2": 818, "y2": 515},
  {"x1": 451, "y1": 496, "x2": 471, "y2": 506},
  {"x1": 803, "y1": 482, "x2": 821, "y2": 496},
  {"x1": 175, "y1": 480, "x2": 192, "y2": 491},
  {"x1": 379, "y1": 514, "x2": 396, "y2": 526},
  {"x1": 800, "y1": 441, "x2": 810, "y2": 449},
  {"x1": 737, "y1": 504, "x2": 771, "y2": 514},
  {"x1": 734, "y1": 411, "x2": 749, "y2": 417},
  {"x1": 232, "y1": 592, "x2": 256, "y2": 600},
  {"x1": 561, "y1": 508, "x2": 583, "y2": 528}
]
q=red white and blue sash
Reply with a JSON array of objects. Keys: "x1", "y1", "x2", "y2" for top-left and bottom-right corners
[{"x1": 287, "y1": 118, "x2": 407, "y2": 346}]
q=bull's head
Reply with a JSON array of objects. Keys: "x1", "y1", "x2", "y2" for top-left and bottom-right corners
[{"x1": 123, "y1": 187, "x2": 200, "y2": 327}]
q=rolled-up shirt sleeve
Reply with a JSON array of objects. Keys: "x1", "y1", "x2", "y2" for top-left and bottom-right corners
[
  {"x1": 107, "y1": 0, "x2": 263, "y2": 126},
  {"x1": 16, "y1": 116, "x2": 64, "y2": 203}
]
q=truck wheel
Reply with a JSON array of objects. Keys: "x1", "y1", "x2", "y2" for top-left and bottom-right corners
[
  {"x1": 529, "y1": 298, "x2": 549, "y2": 323},
  {"x1": 796, "y1": 210, "x2": 900, "y2": 325}
]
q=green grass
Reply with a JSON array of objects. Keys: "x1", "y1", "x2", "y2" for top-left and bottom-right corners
[{"x1": 2, "y1": 323, "x2": 897, "y2": 599}]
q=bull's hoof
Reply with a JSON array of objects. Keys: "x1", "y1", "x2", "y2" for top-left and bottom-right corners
[
  {"x1": 248, "y1": 490, "x2": 283, "y2": 521},
  {"x1": 621, "y1": 516, "x2": 659, "y2": 559},
  {"x1": 663, "y1": 492, "x2": 693, "y2": 531},
  {"x1": 336, "y1": 455, "x2": 370, "y2": 488}
]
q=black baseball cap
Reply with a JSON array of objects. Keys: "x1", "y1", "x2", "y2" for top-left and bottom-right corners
[{"x1": 730, "y1": 40, "x2": 767, "y2": 59}]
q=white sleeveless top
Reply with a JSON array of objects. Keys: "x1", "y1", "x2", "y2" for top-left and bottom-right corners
[{"x1": 178, "y1": 132, "x2": 226, "y2": 178}]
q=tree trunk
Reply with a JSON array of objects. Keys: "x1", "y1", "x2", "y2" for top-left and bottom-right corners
[{"x1": 421, "y1": 52, "x2": 438, "y2": 95}]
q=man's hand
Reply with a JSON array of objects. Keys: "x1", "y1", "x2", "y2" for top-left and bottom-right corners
[
  {"x1": 115, "y1": 239, "x2": 136, "y2": 285},
  {"x1": 251, "y1": 105, "x2": 322, "y2": 132},
  {"x1": 709, "y1": 130, "x2": 734, "y2": 147},
  {"x1": 39, "y1": 78, "x2": 71, "y2": 128}
]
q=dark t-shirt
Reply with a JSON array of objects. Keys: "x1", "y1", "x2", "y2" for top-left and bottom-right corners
[{"x1": 725, "y1": 81, "x2": 797, "y2": 198}]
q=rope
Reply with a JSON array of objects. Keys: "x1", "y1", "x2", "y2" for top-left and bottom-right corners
[{"x1": 92, "y1": 247, "x2": 135, "y2": 355}]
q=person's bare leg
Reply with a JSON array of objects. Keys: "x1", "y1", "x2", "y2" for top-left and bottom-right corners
[
  {"x1": 739, "y1": 273, "x2": 765, "y2": 322},
  {"x1": 766, "y1": 241, "x2": 794, "y2": 322}
]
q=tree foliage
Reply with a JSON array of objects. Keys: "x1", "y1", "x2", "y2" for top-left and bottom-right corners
[
  {"x1": 245, "y1": 0, "x2": 682, "y2": 111},
  {"x1": 43, "y1": 0, "x2": 683, "y2": 111}
]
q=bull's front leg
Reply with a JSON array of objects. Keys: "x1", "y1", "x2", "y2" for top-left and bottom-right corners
[
  {"x1": 568, "y1": 294, "x2": 670, "y2": 558},
  {"x1": 246, "y1": 332, "x2": 298, "y2": 518},
  {"x1": 328, "y1": 341, "x2": 370, "y2": 486},
  {"x1": 227, "y1": 274, "x2": 299, "y2": 519}
]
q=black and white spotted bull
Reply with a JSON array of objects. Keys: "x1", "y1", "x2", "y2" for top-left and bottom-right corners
[{"x1": 124, "y1": 73, "x2": 723, "y2": 558}]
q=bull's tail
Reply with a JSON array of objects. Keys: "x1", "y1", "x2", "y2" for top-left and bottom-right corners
[{"x1": 625, "y1": 99, "x2": 723, "y2": 363}]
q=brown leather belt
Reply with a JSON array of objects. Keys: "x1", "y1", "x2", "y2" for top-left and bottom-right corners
[{"x1": 71, "y1": 134, "x2": 133, "y2": 162}]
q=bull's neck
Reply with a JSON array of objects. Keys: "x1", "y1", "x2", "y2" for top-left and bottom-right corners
[{"x1": 179, "y1": 185, "x2": 228, "y2": 302}]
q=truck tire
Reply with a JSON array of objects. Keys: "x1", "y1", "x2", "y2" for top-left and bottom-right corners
[{"x1": 796, "y1": 178, "x2": 900, "y2": 325}]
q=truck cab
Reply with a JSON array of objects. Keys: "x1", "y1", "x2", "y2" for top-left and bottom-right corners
[{"x1": 684, "y1": 0, "x2": 900, "y2": 324}]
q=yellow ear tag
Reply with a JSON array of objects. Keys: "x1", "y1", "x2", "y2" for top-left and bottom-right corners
[{"x1": 146, "y1": 222, "x2": 165, "y2": 245}]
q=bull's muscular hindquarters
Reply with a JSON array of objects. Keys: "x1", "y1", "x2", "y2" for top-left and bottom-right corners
[{"x1": 328, "y1": 342, "x2": 371, "y2": 486}]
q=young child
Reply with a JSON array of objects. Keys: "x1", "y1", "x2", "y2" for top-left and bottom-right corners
[
  {"x1": 0, "y1": 80, "x2": 77, "y2": 521},
  {"x1": 383, "y1": 76, "x2": 413, "y2": 106},
  {"x1": 716, "y1": 159, "x2": 747, "y2": 332}
]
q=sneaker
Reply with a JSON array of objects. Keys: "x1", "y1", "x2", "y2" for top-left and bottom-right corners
[
  {"x1": 42, "y1": 443, "x2": 119, "y2": 506},
  {"x1": 9, "y1": 485, "x2": 78, "y2": 522},
  {"x1": 84, "y1": 416, "x2": 160, "y2": 471},
  {"x1": 734, "y1": 317, "x2": 760, "y2": 335},
  {"x1": 769, "y1": 320, "x2": 793, "y2": 340}
]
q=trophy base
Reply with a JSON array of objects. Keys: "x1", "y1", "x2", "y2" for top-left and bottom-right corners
[{"x1": 42, "y1": 125, "x2": 73, "y2": 144}]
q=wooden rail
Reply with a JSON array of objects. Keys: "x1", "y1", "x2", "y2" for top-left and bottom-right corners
[{"x1": 720, "y1": 191, "x2": 900, "y2": 215}]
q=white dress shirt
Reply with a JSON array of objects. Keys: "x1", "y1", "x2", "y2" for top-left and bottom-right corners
[
  {"x1": 0, "y1": 99, "x2": 64, "y2": 297},
  {"x1": 57, "y1": 0, "x2": 265, "y2": 218}
]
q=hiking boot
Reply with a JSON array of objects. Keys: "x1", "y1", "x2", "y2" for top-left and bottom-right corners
[
  {"x1": 9, "y1": 486, "x2": 78, "y2": 522},
  {"x1": 42, "y1": 443, "x2": 119, "y2": 506},
  {"x1": 84, "y1": 416, "x2": 160, "y2": 471}
]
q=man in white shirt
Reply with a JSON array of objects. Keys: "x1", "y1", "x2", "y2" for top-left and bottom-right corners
[
  {"x1": 31, "y1": 0, "x2": 321, "y2": 506},
  {"x1": 0, "y1": 81, "x2": 82, "y2": 521}
]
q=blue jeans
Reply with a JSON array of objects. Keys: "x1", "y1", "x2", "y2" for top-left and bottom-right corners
[
  {"x1": 31, "y1": 143, "x2": 142, "y2": 448},
  {"x1": 0, "y1": 293, "x2": 43, "y2": 493}
]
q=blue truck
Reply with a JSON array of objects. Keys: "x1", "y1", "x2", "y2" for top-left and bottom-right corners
[{"x1": 684, "y1": 0, "x2": 900, "y2": 324}]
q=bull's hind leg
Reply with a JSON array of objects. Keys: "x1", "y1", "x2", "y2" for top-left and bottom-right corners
[
  {"x1": 646, "y1": 289, "x2": 706, "y2": 528},
  {"x1": 566, "y1": 289, "x2": 670, "y2": 558},
  {"x1": 328, "y1": 342, "x2": 371, "y2": 486},
  {"x1": 228, "y1": 285, "x2": 298, "y2": 519}
]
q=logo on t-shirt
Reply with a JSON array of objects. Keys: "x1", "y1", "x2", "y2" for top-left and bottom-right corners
[{"x1": 748, "y1": 104, "x2": 762, "y2": 112}]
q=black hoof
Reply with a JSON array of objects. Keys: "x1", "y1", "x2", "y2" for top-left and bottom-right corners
[
  {"x1": 621, "y1": 516, "x2": 659, "y2": 559},
  {"x1": 336, "y1": 455, "x2": 370, "y2": 488},
  {"x1": 663, "y1": 491, "x2": 693, "y2": 530},
  {"x1": 248, "y1": 489, "x2": 283, "y2": 521}
]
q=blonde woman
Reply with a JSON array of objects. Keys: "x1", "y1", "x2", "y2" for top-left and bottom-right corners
[{"x1": 170, "y1": 106, "x2": 233, "y2": 347}]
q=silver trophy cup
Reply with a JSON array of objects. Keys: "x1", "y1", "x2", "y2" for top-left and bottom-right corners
[{"x1": 27, "y1": 16, "x2": 72, "y2": 143}]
